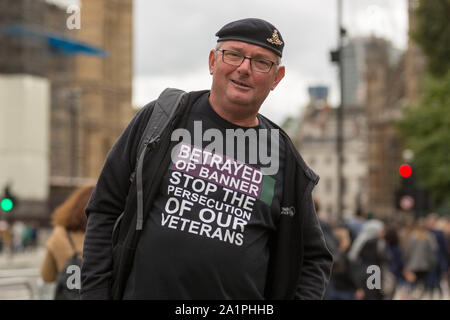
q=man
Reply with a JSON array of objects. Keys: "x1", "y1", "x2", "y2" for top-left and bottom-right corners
[
  {"x1": 81, "y1": 18, "x2": 332, "y2": 300},
  {"x1": 345, "y1": 207, "x2": 366, "y2": 243}
]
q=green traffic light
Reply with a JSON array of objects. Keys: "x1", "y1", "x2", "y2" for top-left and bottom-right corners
[{"x1": 1, "y1": 198, "x2": 13, "y2": 212}]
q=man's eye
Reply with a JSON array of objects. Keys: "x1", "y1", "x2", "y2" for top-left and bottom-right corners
[
  {"x1": 254, "y1": 59, "x2": 271, "y2": 68},
  {"x1": 226, "y1": 52, "x2": 241, "y2": 58}
]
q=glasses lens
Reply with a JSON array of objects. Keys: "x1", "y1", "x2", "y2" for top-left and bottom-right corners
[
  {"x1": 222, "y1": 51, "x2": 243, "y2": 65},
  {"x1": 220, "y1": 50, "x2": 274, "y2": 73},
  {"x1": 252, "y1": 59, "x2": 272, "y2": 73}
]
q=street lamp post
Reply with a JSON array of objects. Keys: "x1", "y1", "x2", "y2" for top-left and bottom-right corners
[{"x1": 336, "y1": 0, "x2": 345, "y2": 221}]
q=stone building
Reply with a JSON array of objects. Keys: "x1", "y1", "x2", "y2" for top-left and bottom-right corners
[
  {"x1": 365, "y1": 0, "x2": 427, "y2": 218},
  {"x1": 0, "y1": 0, "x2": 133, "y2": 222},
  {"x1": 290, "y1": 2, "x2": 427, "y2": 220},
  {"x1": 365, "y1": 37, "x2": 405, "y2": 219},
  {"x1": 288, "y1": 32, "x2": 414, "y2": 221},
  {"x1": 49, "y1": 0, "x2": 134, "y2": 205},
  {"x1": 290, "y1": 86, "x2": 368, "y2": 222}
]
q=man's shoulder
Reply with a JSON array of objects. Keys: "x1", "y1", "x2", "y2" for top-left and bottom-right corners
[
  {"x1": 133, "y1": 99, "x2": 157, "y2": 124},
  {"x1": 133, "y1": 89, "x2": 207, "y2": 128},
  {"x1": 137, "y1": 89, "x2": 208, "y2": 112}
]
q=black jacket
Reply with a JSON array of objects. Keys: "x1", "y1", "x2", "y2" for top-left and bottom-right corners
[{"x1": 80, "y1": 90, "x2": 332, "y2": 299}]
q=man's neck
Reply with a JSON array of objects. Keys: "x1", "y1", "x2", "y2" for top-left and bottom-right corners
[{"x1": 208, "y1": 96, "x2": 260, "y2": 127}]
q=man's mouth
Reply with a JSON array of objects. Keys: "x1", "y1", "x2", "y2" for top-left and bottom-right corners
[{"x1": 231, "y1": 79, "x2": 252, "y2": 89}]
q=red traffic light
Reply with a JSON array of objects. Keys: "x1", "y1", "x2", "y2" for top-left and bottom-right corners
[{"x1": 399, "y1": 164, "x2": 412, "y2": 178}]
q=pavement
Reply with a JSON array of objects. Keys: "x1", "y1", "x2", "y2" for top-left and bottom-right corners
[{"x1": 0, "y1": 229, "x2": 55, "y2": 300}]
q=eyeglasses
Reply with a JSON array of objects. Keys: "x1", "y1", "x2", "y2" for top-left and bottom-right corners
[{"x1": 216, "y1": 49, "x2": 278, "y2": 73}]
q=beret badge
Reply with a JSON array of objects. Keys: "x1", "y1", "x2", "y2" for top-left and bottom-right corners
[{"x1": 267, "y1": 29, "x2": 283, "y2": 46}]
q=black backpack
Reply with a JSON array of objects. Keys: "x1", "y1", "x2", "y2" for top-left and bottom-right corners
[
  {"x1": 54, "y1": 230, "x2": 82, "y2": 300},
  {"x1": 110, "y1": 88, "x2": 188, "y2": 299}
]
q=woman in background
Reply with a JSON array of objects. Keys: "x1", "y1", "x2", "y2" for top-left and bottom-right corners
[{"x1": 40, "y1": 185, "x2": 94, "y2": 298}]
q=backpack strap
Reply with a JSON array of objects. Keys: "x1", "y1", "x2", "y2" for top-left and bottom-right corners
[
  {"x1": 134, "y1": 88, "x2": 186, "y2": 230},
  {"x1": 129, "y1": 88, "x2": 186, "y2": 184},
  {"x1": 65, "y1": 229, "x2": 80, "y2": 257}
]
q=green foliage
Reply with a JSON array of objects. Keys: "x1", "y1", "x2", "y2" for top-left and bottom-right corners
[
  {"x1": 396, "y1": 72, "x2": 450, "y2": 208},
  {"x1": 411, "y1": 0, "x2": 450, "y2": 77}
]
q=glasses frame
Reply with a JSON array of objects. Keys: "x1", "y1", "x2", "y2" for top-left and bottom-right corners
[{"x1": 216, "y1": 49, "x2": 278, "y2": 73}]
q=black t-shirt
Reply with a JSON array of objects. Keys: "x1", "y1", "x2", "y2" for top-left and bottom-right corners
[{"x1": 123, "y1": 93, "x2": 285, "y2": 299}]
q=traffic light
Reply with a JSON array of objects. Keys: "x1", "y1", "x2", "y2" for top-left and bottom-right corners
[
  {"x1": 399, "y1": 164, "x2": 412, "y2": 178},
  {"x1": 395, "y1": 163, "x2": 430, "y2": 217},
  {"x1": 395, "y1": 163, "x2": 416, "y2": 210},
  {"x1": 1, "y1": 185, "x2": 17, "y2": 213}
]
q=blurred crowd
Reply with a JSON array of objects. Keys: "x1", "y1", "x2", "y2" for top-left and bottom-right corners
[
  {"x1": 0, "y1": 220, "x2": 39, "y2": 254},
  {"x1": 317, "y1": 201, "x2": 450, "y2": 300},
  {"x1": 1, "y1": 195, "x2": 449, "y2": 301}
]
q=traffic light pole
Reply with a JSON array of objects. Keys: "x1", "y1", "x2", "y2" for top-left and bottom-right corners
[{"x1": 336, "y1": 0, "x2": 345, "y2": 221}]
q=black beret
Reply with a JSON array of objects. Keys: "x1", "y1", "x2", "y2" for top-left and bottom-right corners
[{"x1": 215, "y1": 18, "x2": 284, "y2": 57}]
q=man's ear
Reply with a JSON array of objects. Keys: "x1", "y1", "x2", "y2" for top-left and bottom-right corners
[
  {"x1": 271, "y1": 65, "x2": 285, "y2": 91},
  {"x1": 209, "y1": 49, "x2": 216, "y2": 75}
]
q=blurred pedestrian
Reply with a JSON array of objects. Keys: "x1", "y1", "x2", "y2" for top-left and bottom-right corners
[
  {"x1": 384, "y1": 225, "x2": 407, "y2": 299},
  {"x1": 22, "y1": 224, "x2": 34, "y2": 251},
  {"x1": 314, "y1": 199, "x2": 338, "y2": 256},
  {"x1": 348, "y1": 219, "x2": 387, "y2": 300},
  {"x1": 425, "y1": 213, "x2": 448, "y2": 299},
  {"x1": 0, "y1": 220, "x2": 7, "y2": 253},
  {"x1": 345, "y1": 207, "x2": 366, "y2": 243},
  {"x1": 325, "y1": 226, "x2": 365, "y2": 300},
  {"x1": 30, "y1": 221, "x2": 38, "y2": 249},
  {"x1": 314, "y1": 199, "x2": 354, "y2": 300},
  {"x1": 0, "y1": 221, "x2": 12, "y2": 254},
  {"x1": 443, "y1": 217, "x2": 450, "y2": 297},
  {"x1": 12, "y1": 221, "x2": 25, "y2": 253},
  {"x1": 403, "y1": 218, "x2": 438, "y2": 299},
  {"x1": 40, "y1": 185, "x2": 94, "y2": 299}
]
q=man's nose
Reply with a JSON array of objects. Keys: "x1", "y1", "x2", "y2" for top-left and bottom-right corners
[{"x1": 237, "y1": 57, "x2": 252, "y2": 73}]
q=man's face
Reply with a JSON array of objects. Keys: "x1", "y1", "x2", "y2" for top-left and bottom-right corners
[{"x1": 208, "y1": 41, "x2": 285, "y2": 117}]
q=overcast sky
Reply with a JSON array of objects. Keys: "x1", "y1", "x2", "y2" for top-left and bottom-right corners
[{"x1": 133, "y1": 0, "x2": 408, "y2": 125}]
